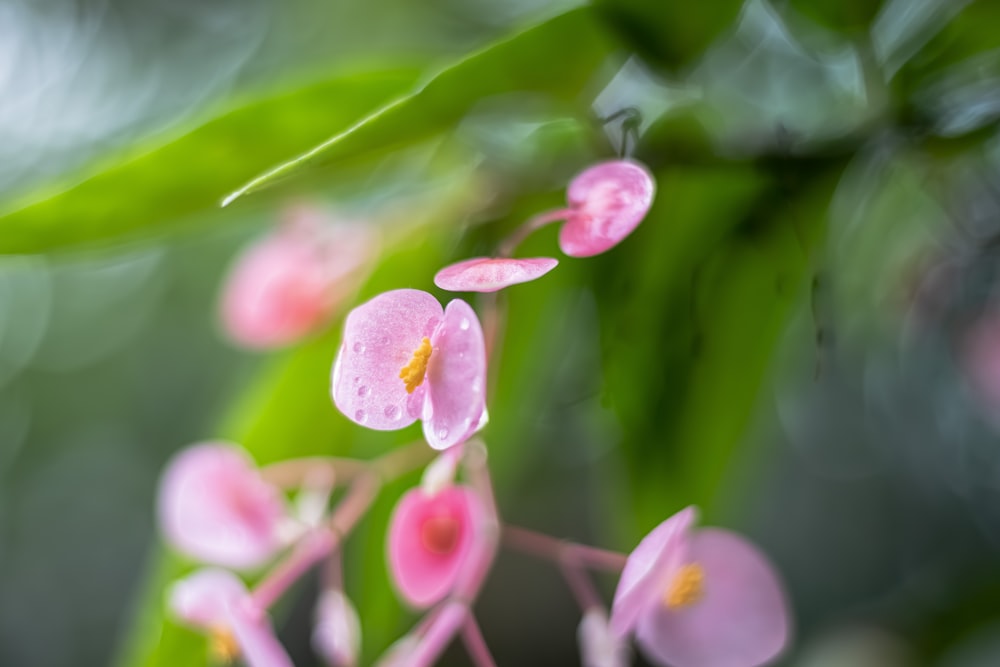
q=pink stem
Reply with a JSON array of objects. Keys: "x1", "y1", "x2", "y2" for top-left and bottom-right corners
[
  {"x1": 252, "y1": 474, "x2": 380, "y2": 609},
  {"x1": 409, "y1": 601, "x2": 469, "y2": 667},
  {"x1": 462, "y1": 616, "x2": 497, "y2": 667},
  {"x1": 559, "y1": 557, "x2": 603, "y2": 612},
  {"x1": 502, "y1": 524, "x2": 628, "y2": 572},
  {"x1": 498, "y1": 208, "x2": 571, "y2": 257}
]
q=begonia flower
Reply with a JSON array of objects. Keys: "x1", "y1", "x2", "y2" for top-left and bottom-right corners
[
  {"x1": 168, "y1": 568, "x2": 293, "y2": 667},
  {"x1": 557, "y1": 159, "x2": 655, "y2": 258},
  {"x1": 220, "y1": 205, "x2": 376, "y2": 349},
  {"x1": 610, "y1": 506, "x2": 789, "y2": 667},
  {"x1": 158, "y1": 442, "x2": 287, "y2": 570},
  {"x1": 387, "y1": 485, "x2": 487, "y2": 608},
  {"x1": 313, "y1": 589, "x2": 362, "y2": 667},
  {"x1": 433, "y1": 257, "x2": 558, "y2": 293},
  {"x1": 331, "y1": 289, "x2": 487, "y2": 450}
]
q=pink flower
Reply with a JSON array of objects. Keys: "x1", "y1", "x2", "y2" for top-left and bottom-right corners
[
  {"x1": 220, "y1": 206, "x2": 375, "y2": 349},
  {"x1": 168, "y1": 568, "x2": 293, "y2": 667},
  {"x1": 331, "y1": 289, "x2": 487, "y2": 450},
  {"x1": 313, "y1": 589, "x2": 362, "y2": 667},
  {"x1": 610, "y1": 507, "x2": 790, "y2": 667},
  {"x1": 433, "y1": 257, "x2": 558, "y2": 293},
  {"x1": 158, "y1": 443, "x2": 287, "y2": 570},
  {"x1": 558, "y1": 160, "x2": 655, "y2": 258},
  {"x1": 387, "y1": 485, "x2": 487, "y2": 608}
]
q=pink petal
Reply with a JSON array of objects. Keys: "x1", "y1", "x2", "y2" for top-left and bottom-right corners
[
  {"x1": 387, "y1": 486, "x2": 485, "y2": 608},
  {"x1": 610, "y1": 506, "x2": 696, "y2": 638},
  {"x1": 313, "y1": 590, "x2": 362, "y2": 667},
  {"x1": 158, "y1": 443, "x2": 286, "y2": 570},
  {"x1": 332, "y1": 289, "x2": 443, "y2": 430},
  {"x1": 168, "y1": 568, "x2": 248, "y2": 628},
  {"x1": 423, "y1": 299, "x2": 488, "y2": 450},
  {"x1": 634, "y1": 529, "x2": 790, "y2": 667},
  {"x1": 228, "y1": 600, "x2": 294, "y2": 667},
  {"x1": 559, "y1": 160, "x2": 655, "y2": 258},
  {"x1": 433, "y1": 257, "x2": 559, "y2": 293}
]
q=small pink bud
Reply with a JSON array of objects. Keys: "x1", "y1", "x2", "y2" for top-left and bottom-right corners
[
  {"x1": 220, "y1": 206, "x2": 376, "y2": 349},
  {"x1": 578, "y1": 608, "x2": 630, "y2": 667},
  {"x1": 157, "y1": 443, "x2": 287, "y2": 570},
  {"x1": 559, "y1": 160, "x2": 655, "y2": 258},
  {"x1": 433, "y1": 257, "x2": 559, "y2": 292},
  {"x1": 610, "y1": 507, "x2": 791, "y2": 667},
  {"x1": 331, "y1": 289, "x2": 488, "y2": 450},
  {"x1": 313, "y1": 589, "x2": 362, "y2": 667},
  {"x1": 168, "y1": 568, "x2": 293, "y2": 667},
  {"x1": 387, "y1": 485, "x2": 487, "y2": 608}
]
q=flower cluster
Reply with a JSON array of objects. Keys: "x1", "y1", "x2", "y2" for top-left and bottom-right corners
[{"x1": 157, "y1": 158, "x2": 792, "y2": 667}]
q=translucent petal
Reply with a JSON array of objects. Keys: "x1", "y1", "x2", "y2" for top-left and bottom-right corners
[
  {"x1": 332, "y1": 289, "x2": 442, "y2": 430},
  {"x1": 423, "y1": 299, "x2": 488, "y2": 450},
  {"x1": 434, "y1": 257, "x2": 558, "y2": 292}
]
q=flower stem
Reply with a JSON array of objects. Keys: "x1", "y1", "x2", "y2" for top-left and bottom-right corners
[
  {"x1": 462, "y1": 616, "x2": 497, "y2": 667},
  {"x1": 498, "y1": 209, "x2": 570, "y2": 258},
  {"x1": 501, "y1": 524, "x2": 628, "y2": 572}
]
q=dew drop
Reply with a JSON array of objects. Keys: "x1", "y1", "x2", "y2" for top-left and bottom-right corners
[
  {"x1": 357, "y1": 385, "x2": 370, "y2": 398},
  {"x1": 437, "y1": 428, "x2": 449, "y2": 441},
  {"x1": 353, "y1": 376, "x2": 362, "y2": 385},
  {"x1": 384, "y1": 405, "x2": 401, "y2": 421},
  {"x1": 352, "y1": 341, "x2": 365, "y2": 354},
  {"x1": 471, "y1": 379, "x2": 482, "y2": 393},
  {"x1": 354, "y1": 409, "x2": 368, "y2": 424},
  {"x1": 459, "y1": 318, "x2": 470, "y2": 331}
]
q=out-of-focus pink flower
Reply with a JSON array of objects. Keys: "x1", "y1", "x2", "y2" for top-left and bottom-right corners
[
  {"x1": 610, "y1": 507, "x2": 790, "y2": 667},
  {"x1": 168, "y1": 568, "x2": 293, "y2": 667},
  {"x1": 578, "y1": 608, "x2": 630, "y2": 667},
  {"x1": 433, "y1": 257, "x2": 558, "y2": 292},
  {"x1": 331, "y1": 289, "x2": 487, "y2": 450},
  {"x1": 313, "y1": 589, "x2": 362, "y2": 667},
  {"x1": 220, "y1": 206, "x2": 376, "y2": 349},
  {"x1": 558, "y1": 160, "x2": 654, "y2": 258},
  {"x1": 158, "y1": 443, "x2": 287, "y2": 570},
  {"x1": 387, "y1": 485, "x2": 487, "y2": 608}
]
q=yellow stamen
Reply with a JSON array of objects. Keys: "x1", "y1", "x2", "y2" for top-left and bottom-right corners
[
  {"x1": 663, "y1": 563, "x2": 705, "y2": 609},
  {"x1": 209, "y1": 625, "x2": 240, "y2": 663},
  {"x1": 399, "y1": 337, "x2": 433, "y2": 393}
]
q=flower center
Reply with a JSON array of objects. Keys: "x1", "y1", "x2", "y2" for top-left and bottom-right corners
[
  {"x1": 663, "y1": 563, "x2": 705, "y2": 609},
  {"x1": 209, "y1": 625, "x2": 240, "y2": 663},
  {"x1": 420, "y1": 514, "x2": 460, "y2": 555},
  {"x1": 399, "y1": 337, "x2": 433, "y2": 394}
]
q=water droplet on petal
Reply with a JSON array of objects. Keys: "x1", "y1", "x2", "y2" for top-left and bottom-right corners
[
  {"x1": 384, "y1": 405, "x2": 401, "y2": 421},
  {"x1": 353, "y1": 376, "x2": 362, "y2": 385},
  {"x1": 354, "y1": 409, "x2": 367, "y2": 424},
  {"x1": 352, "y1": 341, "x2": 365, "y2": 354},
  {"x1": 471, "y1": 379, "x2": 481, "y2": 393},
  {"x1": 459, "y1": 318, "x2": 470, "y2": 331},
  {"x1": 357, "y1": 385, "x2": 370, "y2": 398},
  {"x1": 437, "y1": 428, "x2": 449, "y2": 440}
]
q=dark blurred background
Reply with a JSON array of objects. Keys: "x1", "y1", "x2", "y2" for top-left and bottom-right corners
[{"x1": 6, "y1": 0, "x2": 1000, "y2": 666}]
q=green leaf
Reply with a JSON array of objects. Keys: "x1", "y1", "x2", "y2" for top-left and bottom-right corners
[
  {"x1": 0, "y1": 68, "x2": 420, "y2": 255},
  {"x1": 222, "y1": 7, "x2": 618, "y2": 205}
]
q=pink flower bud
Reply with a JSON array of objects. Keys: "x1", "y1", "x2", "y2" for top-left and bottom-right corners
[
  {"x1": 578, "y1": 608, "x2": 630, "y2": 667},
  {"x1": 331, "y1": 289, "x2": 488, "y2": 450},
  {"x1": 158, "y1": 443, "x2": 287, "y2": 570},
  {"x1": 610, "y1": 507, "x2": 791, "y2": 667},
  {"x1": 313, "y1": 589, "x2": 362, "y2": 667},
  {"x1": 559, "y1": 160, "x2": 655, "y2": 258},
  {"x1": 433, "y1": 257, "x2": 558, "y2": 292},
  {"x1": 387, "y1": 485, "x2": 487, "y2": 608},
  {"x1": 220, "y1": 206, "x2": 375, "y2": 349},
  {"x1": 168, "y1": 568, "x2": 293, "y2": 667}
]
